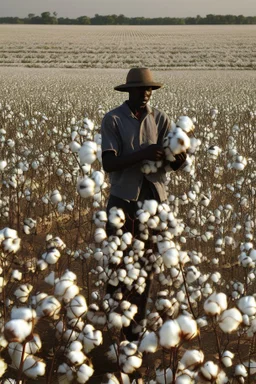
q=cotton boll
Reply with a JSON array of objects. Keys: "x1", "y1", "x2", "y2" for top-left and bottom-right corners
[
  {"x1": 44, "y1": 271, "x2": 55, "y2": 286},
  {"x1": 81, "y1": 324, "x2": 103, "y2": 354},
  {"x1": 22, "y1": 355, "x2": 46, "y2": 379},
  {"x1": 66, "y1": 295, "x2": 88, "y2": 319},
  {"x1": 92, "y1": 170, "x2": 105, "y2": 191},
  {"x1": 66, "y1": 344, "x2": 86, "y2": 365},
  {"x1": 221, "y1": 350, "x2": 234, "y2": 367},
  {"x1": 4, "y1": 319, "x2": 33, "y2": 343},
  {"x1": 108, "y1": 207, "x2": 125, "y2": 229},
  {"x1": 175, "y1": 373, "x2": 194, "y2": 384},
  {"x1": 50, "y1": 190, "x2": 62, "y2": 204},
  {"x1": 156, "y1": 367, "x2": 173, "y2": 384},
  {"x1": 238, "y1": 296, "x2": 256, "y2": 316},
  {"x1": 203, "y1": 292, "x2": 227, "y2": 316},
  {"x1": 0, "y1": 160, "x2": 7, "y2": 171},
  {"x1": 79, "y1": 141, "x2": 97, "y2": 164},
  {"x1": 14, "y1": 284, "x2": 33, "y2": 303},
  {"x1": 178, "y1": 349, "x2": 204, "y2": 371},
  {"x1": 69, "y1": 140, "x2": 81, "y2": 153},
  {"x1": 200, "y1": 361, "x2": 219, "y2": 381},
  {"x1": 176, "y1": 116, "x2": 195, "y2": 133},
  {"x1": 159, "y1": 320, "x2": 181, "y2": 348},
  {"x1": 218, "y1": 308, "x2": 243, "y2": 333},
  {"x1": 138, "y1": 331, "x2": 158, "y2": 353},
  {"x1": 170, "y1": 128, "x2": 190, "y2": 155},
  {"x1": 94, "y1": 228, "x2": 107, "y2": 243},
  {"x1": 77, "y1": 176, "x2": 95, "y2": 199},
  {"x1": 119, "y1": 341, "x2": 142, "y2": 374},
  {"x1": 42, "y1": 248, "x2": 61, "y2": 265},
  {"x1": 11, "y1": 269, "x2": 22, "y2": 281},
  {"x1": 162, "y1": 247, "x2": 179, "y2": 268},
  {"x1": 177, "y1": 315, "x2": 198, "y2": 340},
  {"x1": 108, "y1": 312, "x2": 123, "y2": 330},
  {"x1": 8, "y1": 342, "x2": 28, "y2": 369},
  {"x1": 142, "y1": 200, "x2": 158, "y2": 216},
  {"x1": 35, "y1": 295, "x2": 61, "y2": 319},
  {"x1": 235, "y1": 364, "x2": 248, "y2": 378},
  {"x1": 76, "y1": 362, "x2": 94, "y2": 383},
  {"x1": 54, "y1": 272, "x2": 79, "y2": 303}
]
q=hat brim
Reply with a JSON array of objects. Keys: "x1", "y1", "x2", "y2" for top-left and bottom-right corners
[{"x1": 114, "y1": 82, "x2": 163, "y2": 92}]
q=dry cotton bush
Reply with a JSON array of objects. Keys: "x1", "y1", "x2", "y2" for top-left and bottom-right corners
[{"x1": 0, "y1": 68, "x2": 256, "y2": 382}]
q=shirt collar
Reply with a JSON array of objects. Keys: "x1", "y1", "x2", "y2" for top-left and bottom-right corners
[{"x1": 121, "y1": 101, "x2": 153, "y2": 119}]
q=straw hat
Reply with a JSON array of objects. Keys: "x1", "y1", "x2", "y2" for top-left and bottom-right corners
[{"x1": 114, "y1": 68, "x2": 163, "y2": 92}]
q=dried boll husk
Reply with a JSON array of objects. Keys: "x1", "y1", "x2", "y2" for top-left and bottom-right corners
[{"x1": 105, "y1": 343, "x2": 118, "y2": 363}]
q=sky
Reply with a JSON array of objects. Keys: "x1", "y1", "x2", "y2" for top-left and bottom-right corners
[{"x1": 0, "y1": 0, "x2": 255, "y2": 18}]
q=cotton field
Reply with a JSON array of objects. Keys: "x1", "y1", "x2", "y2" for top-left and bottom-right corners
[
  {"x1": 0, "y1": 25, "x2": 256, "y2": 69},
  {"x1": 0, "y1": 66, "x2": 256, "y2": 383}
]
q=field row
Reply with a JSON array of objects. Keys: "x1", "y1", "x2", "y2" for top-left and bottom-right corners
[{"x1": 1, "y1": 25, "x2": 256, "y2": 69}]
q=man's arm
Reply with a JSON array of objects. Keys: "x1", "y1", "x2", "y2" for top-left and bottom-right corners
[{"x1": 102, "y1": 145, "x2": 165, "y2": 173}]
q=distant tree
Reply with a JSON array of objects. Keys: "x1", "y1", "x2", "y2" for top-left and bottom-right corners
[
  {"x1": 41, "y1": 11, "x2": 58, "y2": 24},
  {"x1": 28, "y1": 13, "x2": 35, "y2": 19},
  {"x1": 77, "y1": 16, "x2": 91, "y2": 25}
]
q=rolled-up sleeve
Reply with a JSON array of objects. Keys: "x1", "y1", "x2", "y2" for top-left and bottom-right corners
[{"x1": 101, "y1": 114, "x2": 121, "y2": 156}]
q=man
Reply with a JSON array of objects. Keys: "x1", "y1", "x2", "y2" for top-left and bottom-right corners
[
  {"x1": 101, "y1": 68, "x2": 186, "y2": 340},
  {"x1": 101, "y1": 68, "x2": 186, "y2": 233}
]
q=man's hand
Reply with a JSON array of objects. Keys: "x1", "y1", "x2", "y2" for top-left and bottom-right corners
[
  {"x1": 142, "y1": 144, "x2": 165, "y2": 161},
  {"x1": 170, "y1": 152, "x2": 187, "y2": 171}
]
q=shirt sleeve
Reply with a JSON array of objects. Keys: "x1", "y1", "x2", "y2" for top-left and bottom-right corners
[
  {"x1": 101, "y1": 113, "x2": 122, "y2": 155},
  {"x1": 155, "y1": 110, "x2": 171, "y2": 146}
]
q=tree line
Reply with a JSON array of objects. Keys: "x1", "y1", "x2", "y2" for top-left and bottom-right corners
[{"x1": 1, "y1": 12, "x2": 256, "y2": 25}]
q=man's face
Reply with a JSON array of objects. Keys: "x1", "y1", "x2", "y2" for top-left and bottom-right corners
[{"x1": 128, "y1": 87, "x2": 152, "y2": 109}]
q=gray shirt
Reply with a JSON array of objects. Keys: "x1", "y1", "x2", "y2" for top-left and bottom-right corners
[{"x1": 101, "y1": 101, "x2": 170, "y2": 202}]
